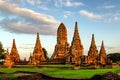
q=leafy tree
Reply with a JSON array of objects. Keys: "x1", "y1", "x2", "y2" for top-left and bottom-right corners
[
  {"x1": 42, "y1": 48, "x2": 49, "y2": 61},
  {"x1": 107, "y1": 53, "x2": 120, "y2": 62},
  {"x1": 0, "y1": 41, "x2": 5, "y2": 60}
]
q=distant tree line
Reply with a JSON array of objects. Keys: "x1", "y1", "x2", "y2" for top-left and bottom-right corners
[{"x1": 107, "y1": 53, "x2": 120, "y2": 63}]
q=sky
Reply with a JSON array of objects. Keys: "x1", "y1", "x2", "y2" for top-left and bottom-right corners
[{"x1": 0, "y1": 0, "x2": 120, "y2": 60}]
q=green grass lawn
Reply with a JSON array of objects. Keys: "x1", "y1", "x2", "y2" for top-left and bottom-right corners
[
  {"x1": 0, "y1": 67, "x2": 120, "y2": 79},
  {"x1": 36, "y1": 67, "x2": 120, "y2": 78}
]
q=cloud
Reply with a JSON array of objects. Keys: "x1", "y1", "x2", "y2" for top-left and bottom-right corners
[
  {"x1": 63, "y1": 11, "x2": 73, "y2": 18},
  {"x1": 98, "y1": 5, "x2": 116, "y2": 9},
  {"x1": 25, "y1": 0, "x2": 51, "y2": 10},
  {"x1": 38, "y1": 6, "x2": 49, "y2": 10},
  {"x1": 26, "y1": 0, "x2": 41, "y2": 5},
  {"x1": 79, "y1": 10, "x2": 102, "y2": 19},
  {"x1": 0, "y1": 1, "x2": 59, "y2": 35},
  {"x1": 3, "y1": 0, "x2": 50, "y2": 11},
  {"x1": 107, "y1": 17, "x2": 120, "y2": 22},
  {"x1": 3, "y1": 0, "x2": 24, "y2": 6},
  {"x1": 65, "y1": 0, "x2": 83, "y2": 7},
  {"x1": 102, "y1": 13, "x2": 120, "y2": 22},
  {"x1": 101, "y1": 5, "x2": 115, "y2": 9},
  {"x1": 55, "y1": 0, "x2": 84, "y2": 7}
]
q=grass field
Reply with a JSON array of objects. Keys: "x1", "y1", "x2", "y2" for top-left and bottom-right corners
[{"x1": 0, "y1": 66, "x2": 120, "y2": 79}]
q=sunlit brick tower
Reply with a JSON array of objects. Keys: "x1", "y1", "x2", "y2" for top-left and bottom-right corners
[
  {"x1": 51, "y1": 23, "x2": 70, "y2": 63},
  {"x1": 99, "y1": 41, "x2": 107, "y2": 64},
  {"x1": 87, "y1": 34, "x2": 98, "y2": 64},
  {"x1": 10, "y1": 39, "x2": 20, "y2": 64},
  {"x1": 67, "y1": 22, "x2": 84, "y2": 65},
  {"x1": 4, "y1": 48, "x2": 14, "y2": 68},
  {"x1": 29, "y1": 33, "x2": 45, "y2": 64}
]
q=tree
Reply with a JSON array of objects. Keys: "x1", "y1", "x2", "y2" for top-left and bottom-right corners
[
  {"x1": 0, "y1": 41, "x2": 5, "y2": 65},
  {"x1": 107, "y1": 53, "x2": 120, "y2": 62},
  {"x1": 42, "y1": 48, "x2": 49, "y2": 61},
  {"x1": 0, "y1": 41, "x2": 5, "y2": 60}
]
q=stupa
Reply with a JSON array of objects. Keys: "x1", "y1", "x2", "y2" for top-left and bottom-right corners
[
  {"x1": 67, "y1": 22, "x2": 84, "y2": 65},
  {"x1": 99, "y1": 41, "x2": 107, "y2": 64},
  {"x1": 28, "y1": 33, "x2": 45, "y2": 64},
  {"x1": 4, "y1": 49, "x2": 14, "y2": 68},
  {"x1": 87, "y1": 34, "x2": 98, "y2": 64},
  {"x1": 10, "y1": 39, "x2": 20, "y2": 64}
]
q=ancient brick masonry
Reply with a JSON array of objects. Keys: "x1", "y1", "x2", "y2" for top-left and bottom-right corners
[
  {"x1": 67, "y1": 22, "x2": 84, "y2": 65},
  {"x1": 87, "y1": 34, "x2": 99, "y2": 64},
  {"x1": 28, "y1": 53, "x2": 33, "y2": 64},
  {"x1": 4, "y1": 49, "x2": 14, "y2": 68},
  {"x1": 29, "y1": 33, "x2": 45, "y2": 64},
  {"x1": 99, "y1": 41, "x2": 107, "y2": 64},
  {"x1": 51, "y1": 23, "x2": 70, "y2": 63},
  {"x1": 10, "y1": 39, "x2": 20, "y2": 64}
]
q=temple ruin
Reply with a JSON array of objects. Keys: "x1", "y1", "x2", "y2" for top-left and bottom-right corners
[
  {"x1": 67, "y1": 22, "x2": 84, "y2": 66},
  {"x1": 28, "y1": 33, "x2": 46, "y2": 64},
  {"x1": 4, "y1": 49, "x2": 14, "y2": 68},
  {"x1": 10, "y1": 39, "x2": 20, "y2": 64},
  {"x1": 49, "y1": 22, "x2": 112, "y2": 68},
  {"x1": 3, "y1": 22, "x2": 114, "y2": 68},
  {"x1": 50, "y1": 23, "x2": 70, "y2": 63},
  {"x1": 87, "y1": 34, "x2": 99, "y2": 64}
]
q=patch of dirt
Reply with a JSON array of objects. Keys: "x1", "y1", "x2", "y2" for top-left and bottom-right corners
[
  {"x1": 0, "y1": 72, "x2": 5, "y2": 74},
  {"x1": 90, "y1": 72, "x2": 120, "y2": 80},
  {"x1": 17, "y1": 73, "x2": 42, "y2": 80}
]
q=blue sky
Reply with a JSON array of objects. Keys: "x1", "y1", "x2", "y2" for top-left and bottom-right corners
[{"x1": 0, "y1": 0, "x2": 120, "y2": 60}]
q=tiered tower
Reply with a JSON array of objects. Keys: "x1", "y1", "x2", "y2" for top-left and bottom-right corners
[
  {"x1": 68, "y1": 22, "x2": 84, "y2": 65},
  {"x1": 4, "y1": 49, "x2": 14, "y2": 68},
  {"x1": 99, "y1": 41, "x2": 107, "y2": 64},
  {"x1": 29, "y1": 33, "x2": 45, "y2": 64},
  {"x1": 51, "y1": 23, "x2": 70, "y2": 63},
  {"x1": 87, "y1": 34, "x2": 98, "y2": 64},
  {"x1": 10, "y1": 39, "x2": 20, "y2": 64}
]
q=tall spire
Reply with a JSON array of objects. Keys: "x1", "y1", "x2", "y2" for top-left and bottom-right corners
[
  {"x1": 72, "y1": 22, "x2": 81, "y2": 42},
  {"x1": 10, "y1": 39, "x2": 20, "y2": 64},
  {"x1": 31, "y1": 33, "x2": 45, "y2": 64},
  {"x1": 12, "y1": 39, "x2": 17, "y2": 49},
  {"x1": 68, "y1": 22, "x2": 84, "y2": 64},
  {"x1": 75, "y1": 22, "x2": 78, "y2": 34},
  {"x1": 88, "y1": 34, "x2": 98, "y2": 58},
  {"x1": 70, "y1": 22, "x2": 84, "y2": 53},
  {"x1": 91, "y1": 34, "x2": 96, "y2": 47},
  {"x1": 99, "y1": 41, "x2": 107, "y2": 63},
  {"x1": 101, "y1": 41, "x2": 104, "y2": 49},
  {"x1": 99, "y1": 41, "x2": 106, "y2": 55},
  {"x1": 35, "y1": 33, "x2": 41, "y2": 48}
]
